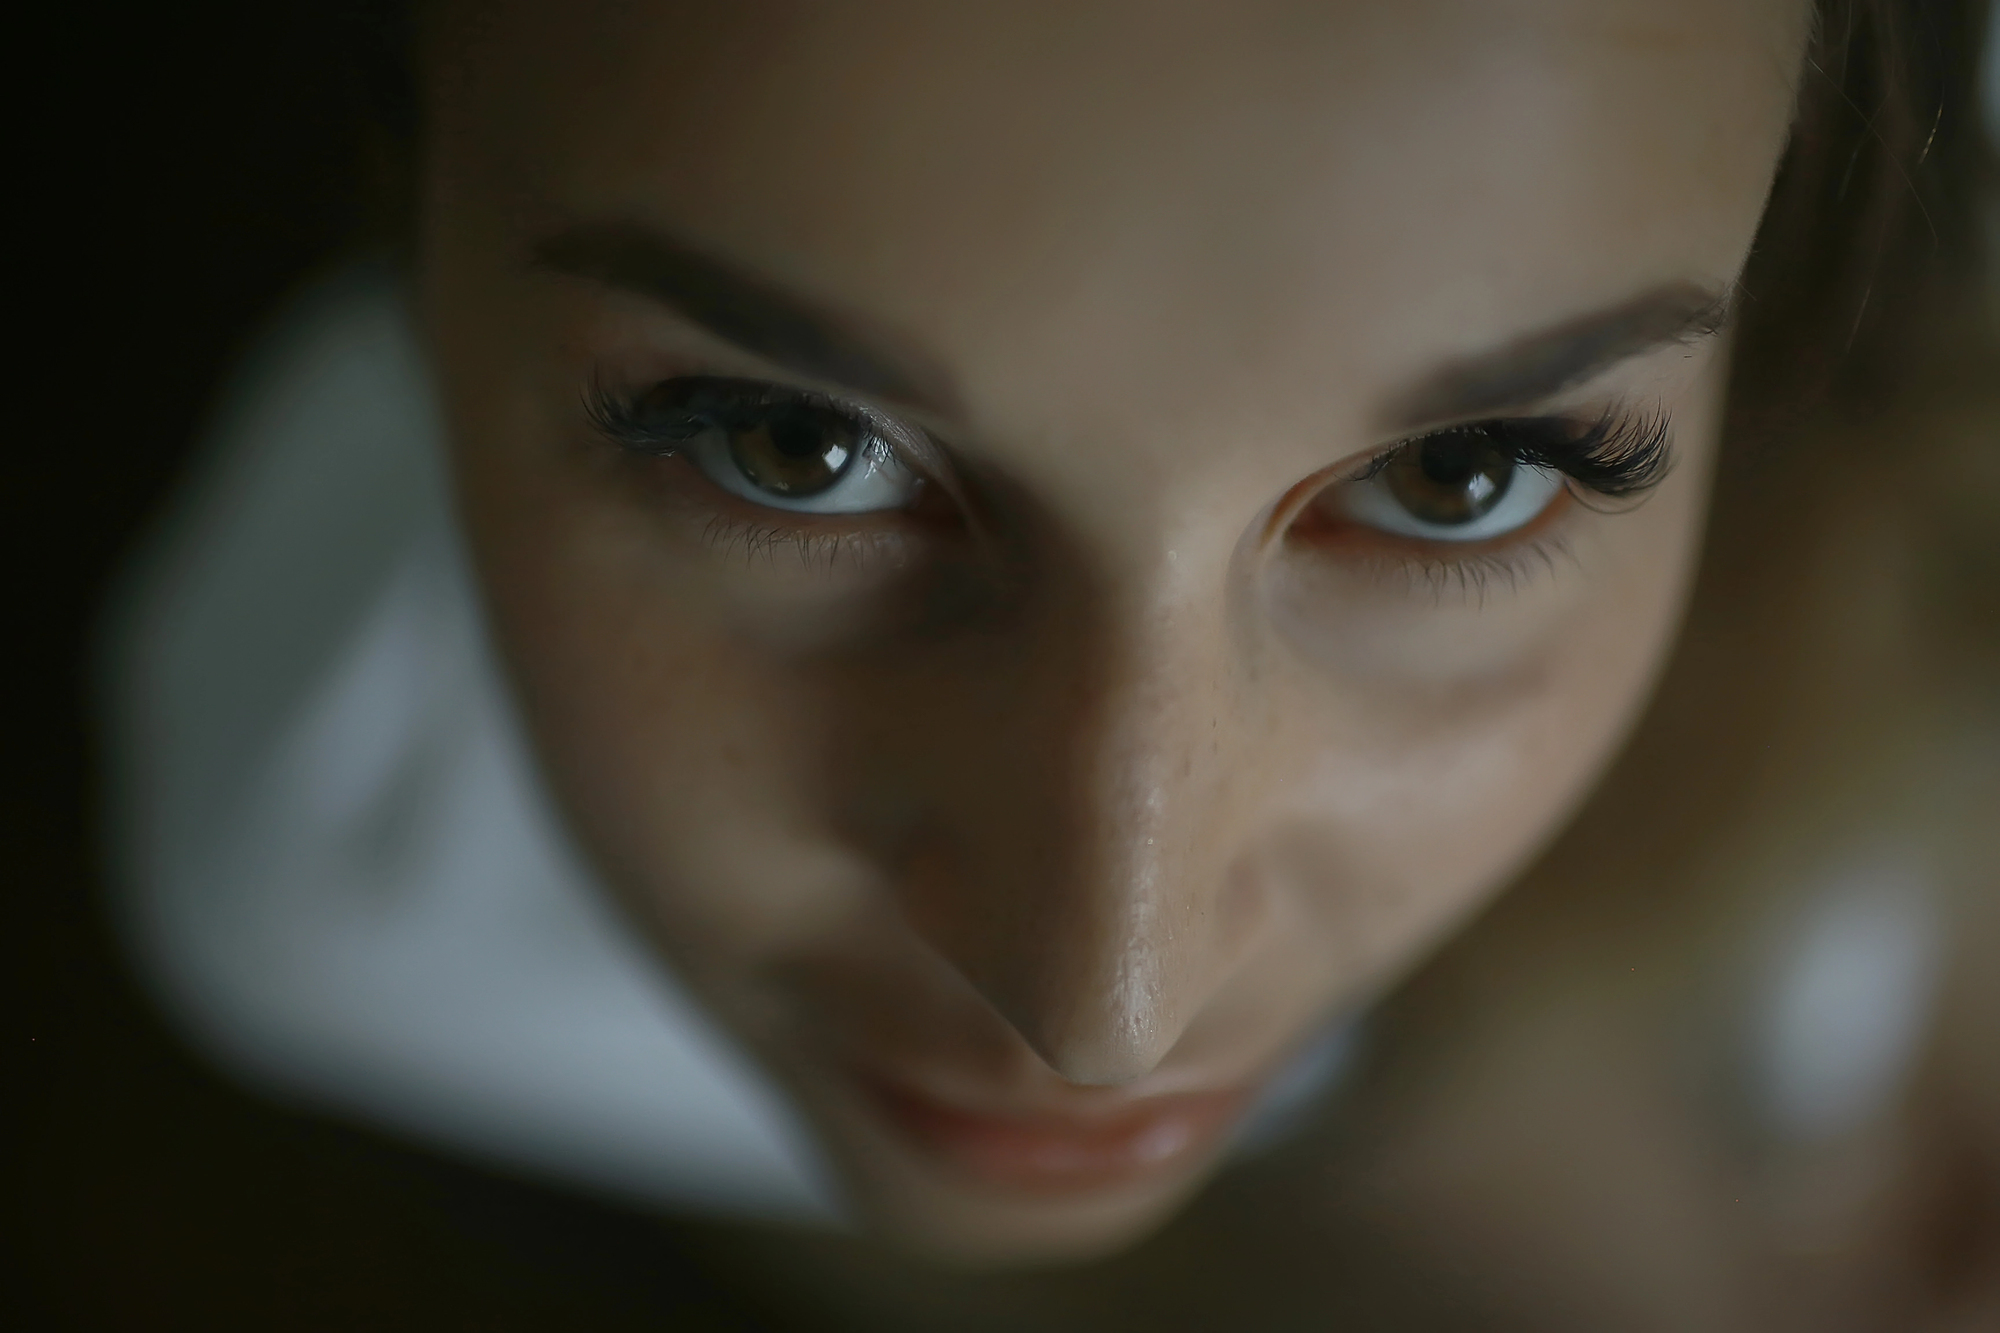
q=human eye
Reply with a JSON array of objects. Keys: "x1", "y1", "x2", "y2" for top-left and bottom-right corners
[
  {"x1": 1317, "y1": 408, "x2": 1672, "y2": 547},
  {"x1": 589, "y1": 375, "x2": 924, "y2": 515},
  {"x1": 1334, "y1": 429, "x2": 1567, "y2": 543}
]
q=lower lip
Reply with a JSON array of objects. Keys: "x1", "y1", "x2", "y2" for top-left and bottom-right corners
[{"x1": 858, "y1": 1073, "x2": 1249, "y2": 1195}]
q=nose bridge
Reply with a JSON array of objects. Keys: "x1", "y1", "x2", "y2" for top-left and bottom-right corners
[{"x1": 896, "y1": 545, "x2": 1264, "y2": 1086}]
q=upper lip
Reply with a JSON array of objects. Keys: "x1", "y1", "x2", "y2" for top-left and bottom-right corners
[
  {"x1": 851, "y1": 1064, "x2": 1255, "y2": 1192},
  {"x1": 858, "y1": 1063, "x2": 1234, "y2": 1115},
  {"x1": 851, "y1": 1059, "x2": 1256, "y2": 1128}
]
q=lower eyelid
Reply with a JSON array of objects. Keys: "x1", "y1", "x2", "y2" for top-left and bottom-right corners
[
  {"x1": 1292, "y1": 482, "x2": 1576, "y2": 557},
  {"x1": 640, "y1": 453, "x2": 937, "y2": 570},
  {"x1": 699, "y1": 513, "x2": 901, "y2": 566},
  {"x1": 1306, "y1": 530, "x2": 1585, "y2": 610}
]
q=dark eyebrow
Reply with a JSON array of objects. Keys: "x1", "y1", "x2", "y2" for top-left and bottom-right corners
[
  {"x1": 532, "y1": 222, "x2": 958, "y2": 414},
  {"x1": 1384, "y1": 281, "x2": 1733, "y2": 430}
]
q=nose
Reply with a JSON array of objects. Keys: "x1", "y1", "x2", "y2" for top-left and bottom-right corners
[{"x1": 876, "y1": 549, "x2": 1270, "y2": 1086}]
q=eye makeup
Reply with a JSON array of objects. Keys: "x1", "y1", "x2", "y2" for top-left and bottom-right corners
[
  {"x1": 589, "y1": 375, "x2": 928, "y2": 516},
  {"x1": 1360, "y1": 407, "x2": 1673, "y2": 502},
  {"x1": 587, "y1": 365, "x2": 1673, "y2": 601},
  {"x1": 1285, "y1": 403, "x2": 1675, "y2": 601},
  {"x1": 584, "y1": 373, "x2": 972, "y2": 593},
  {"x1": 589, "y1": 375, "x2": 884, "y2": 461}
]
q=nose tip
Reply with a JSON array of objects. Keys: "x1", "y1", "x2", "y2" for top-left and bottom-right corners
[
  {"x1": 899, "y1": 887, "x2": 1186, "y2": 1087},
  {"x1": 1019, "y1": 934, "x2": 1181, "y2": 1087},
  {"x1": 897, "y1": 828, "x2": 1267, "y2": 1087}
]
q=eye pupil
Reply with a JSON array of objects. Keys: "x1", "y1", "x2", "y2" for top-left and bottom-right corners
[
  {"x1": 1418, "y1": 437, "x2": 1478, "y2": 485},
  {"x1": 767, "y1": 407, "x2": 826, "y2": 459},
  {"x1": 728, "y1": 403, "x2": 857, "y2": 497},
  {"x1": 1386, "y1": 432, "x2": 1514, "y2": 526}
]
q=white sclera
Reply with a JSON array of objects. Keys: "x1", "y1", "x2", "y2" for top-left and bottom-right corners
[
  {"x1": 687, "y1": 427, "x2": 921, "y2": 515},
  {"x1": 1335, "y1": 461, "x2": 1567, "y2": 543}
]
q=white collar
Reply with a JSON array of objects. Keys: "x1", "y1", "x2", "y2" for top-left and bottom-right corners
[{"x1": 104, "y1": 264, "x2": 842, "y2": 1221}]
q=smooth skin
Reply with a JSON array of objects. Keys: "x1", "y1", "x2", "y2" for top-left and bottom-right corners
[{"x1": 421, "y1": 0, "x2": 1812, "y2": 1262}]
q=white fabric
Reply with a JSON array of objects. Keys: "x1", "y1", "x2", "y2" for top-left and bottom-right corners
[
  {"x1": 1747, "y1": 847, "x2": 1942, "y2": 1144},
  {"x1": 102, "y1": 265, "x2": 840, "y2": 1221}
]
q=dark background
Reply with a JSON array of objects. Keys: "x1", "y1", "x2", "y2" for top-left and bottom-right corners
[{"x1": 15, "y1": 6, "x2": 783, "y2": 1328}]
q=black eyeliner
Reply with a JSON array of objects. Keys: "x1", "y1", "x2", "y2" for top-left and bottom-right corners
[
  {"x1": 587, "y1": 375, "x2": 875, "y2": 457},
  {"x1": 1369, "y1": 408, "x2": 1673, "y2": 500}
]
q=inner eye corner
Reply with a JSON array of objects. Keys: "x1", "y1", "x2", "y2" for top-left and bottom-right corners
[{"x1": 1261, "y1": 460, "x2": 1357, "y2": 547}]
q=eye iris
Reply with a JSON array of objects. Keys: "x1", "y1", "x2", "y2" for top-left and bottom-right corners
[
  {"x1": 729, "y1": 402, "x2": 856, "y2": 496},
  {"x1": 1385, "y1": 432, "x2": 1514, "y2": 526}
]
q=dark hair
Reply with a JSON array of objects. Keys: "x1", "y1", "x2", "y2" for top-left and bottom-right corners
[{"x1": 1731, "y1": 0, "x2": 1996, "y2": 437}]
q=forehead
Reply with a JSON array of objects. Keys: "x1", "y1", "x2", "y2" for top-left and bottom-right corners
[{"x1": 433, "y1": 0, "x2": 1808, "y2": 431}]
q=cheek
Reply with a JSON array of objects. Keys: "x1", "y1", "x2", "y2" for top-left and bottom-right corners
[
  {"x1": 1264, "y1": 651, "x2": 1658, "y2": 999},
  {"x1": 1266, "y1": 481, "x2": 1712, "y2": 981},
  {"x1": 456, "y1": 445, "x2": 873, "y2": 964}
]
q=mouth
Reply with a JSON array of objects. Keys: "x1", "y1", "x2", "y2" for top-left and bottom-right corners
[{"x1": 855, "y1": 1070, "x2": 1252, "y2": 1196}]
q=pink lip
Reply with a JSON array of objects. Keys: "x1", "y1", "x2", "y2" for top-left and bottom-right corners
[{"x1": 857, "y1": 1071, "x2": 1251, "y2": 1195}]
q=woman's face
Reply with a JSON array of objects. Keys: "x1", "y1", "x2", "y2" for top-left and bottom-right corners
[{"x1": 423, "y1": 0, "x2": 1809, "y2": 1262}]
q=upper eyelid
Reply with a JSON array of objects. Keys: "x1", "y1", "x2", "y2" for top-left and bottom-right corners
[
  {"x1": 756, "y1": 378, "x2": 958, "y2": 478},
  {"x1": 593, "y1": 374, "x2": 915, "y2": 452},
  {"x1": 583, "y1": 307, "x2": 964, "y2": 440},
  {"x1": 1360, "y1": 408, "x2": 1673, "y2": 497},
  {"x1": 595, "y1": 376, "x2": 1669, "y2": 519}
]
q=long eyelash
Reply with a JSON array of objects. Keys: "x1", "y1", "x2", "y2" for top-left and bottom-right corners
[
  {"x1": 697, "y1": 512, "x2": 911, "y2": 575},
  {"x1": 1385, "y1": 532, "x2": 1582, "y2": 607},
  {"x1": 584, "y1": 376, "x2": 874, "y2": 457},
  {"x1": 1369, "y1": 407, "x2": 1673, "y2": 500},
  {"x1": 585, "y1": 378, "x2": 687, "y2": 455},
  {"x1": 1504, "y1": 407, "x2": 1673, "y2": 498}
]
